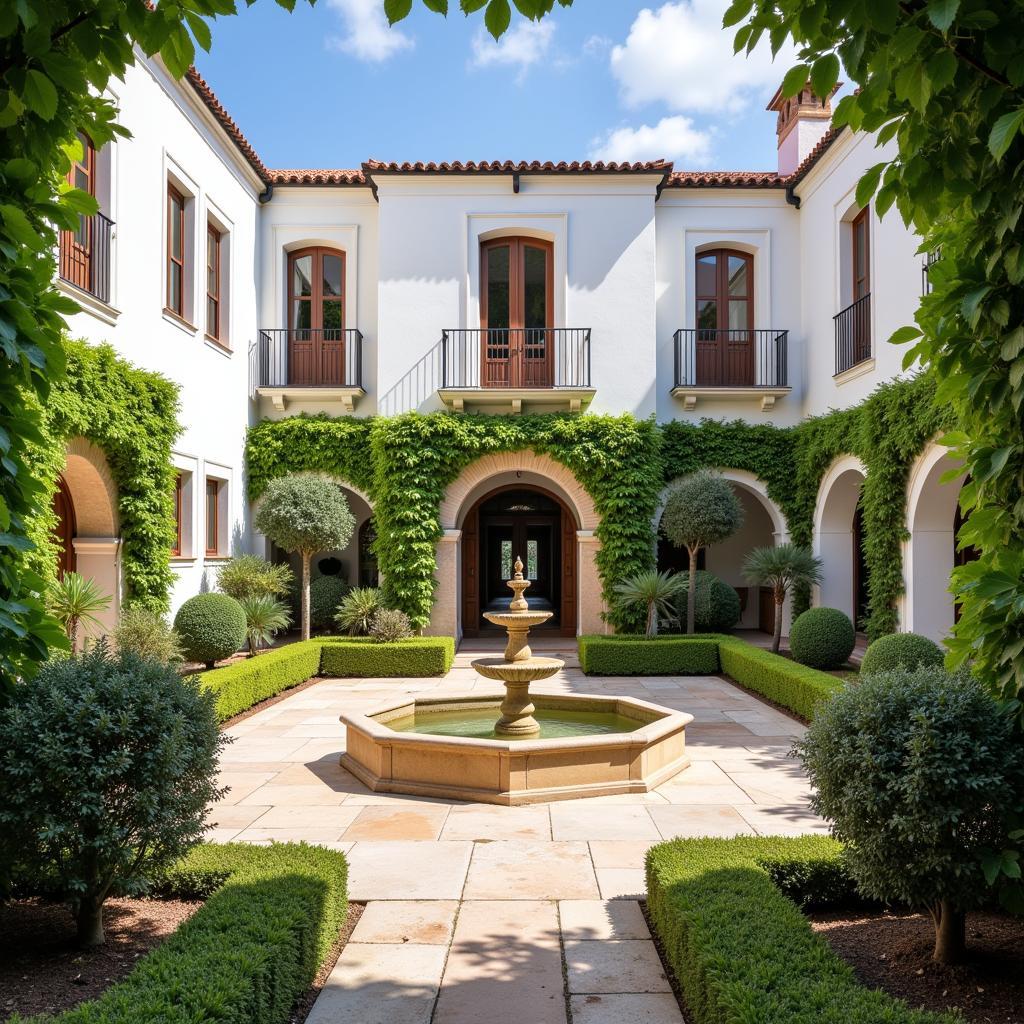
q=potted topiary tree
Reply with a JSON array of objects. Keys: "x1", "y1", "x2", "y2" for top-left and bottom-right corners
[
  {"x1": 742, "y1": 543, "x2": 823, "y2": 654},
  {"x1": 254, "y1": 474, "x2": 355, "y2": 641},
  {"x1": 660, "y1": 470, "x2": 744, "y2": 634}
]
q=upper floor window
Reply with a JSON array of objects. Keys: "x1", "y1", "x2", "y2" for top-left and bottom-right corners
[
  {"x1": 835, "y1": 206, "x2": 872, "y2": 375},
  {"x1": 205, "y1": 477, "x2": 220, "y2": 557},
  {"x1": 167, "y1": 185, "x2": 186, "y2": 317},
  {"x1": 206, "y1": 222, "x2": 221, "y2": 342},
  {"x1": 287, "y1": 247, "x2": 346, "y2": 386},
  {"x1": 172, "y1": 473, "x2": 183, "y2": 557},
  {"x1": 852, "y1": 206, "x2": 870, "y2": 302},
  {"x1": 694, "y1": 249, "x2": 754, "y2": 387}
]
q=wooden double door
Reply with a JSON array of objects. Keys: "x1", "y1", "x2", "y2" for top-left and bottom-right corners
[
  {"x1": 695, "y1": 248, "x2": 755, "y2": 386},
  {"x1": 288, "y1": 246, "x2": 346, "y2": 386}
]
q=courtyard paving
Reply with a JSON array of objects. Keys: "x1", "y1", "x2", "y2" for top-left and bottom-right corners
[{"x1": 209, "y1": 638, "x2": 827, "y2": 1023}]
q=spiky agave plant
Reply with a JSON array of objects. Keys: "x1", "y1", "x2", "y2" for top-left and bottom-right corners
[
  {"x1": 237, "y1": 594, "x2": 292, "y2": 656},
  {"x1": 742, "y1": 543, "x2": 823, "y2": 654},
  {"x1": 614, "y1": 570, "x2": 684, "y2": 638},
  {"x1": 333, "y1": 587, "x2": 382, "y2": 636},
  {"x1": 48, "y1": 572, "x2": 111, "y2": 650}
]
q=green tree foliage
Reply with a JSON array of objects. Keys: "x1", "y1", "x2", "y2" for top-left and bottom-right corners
[
  {"x1": 726, "y1": 0, "x2": 1024, "y2": 708},
  {"x1": 673, "y1": 571, "x2": 743, "y2": 634},
  {"x1": 614, "y1": 569, "x2": 684, "y2": 638},
  {"x1": 744, "y1": 543, "x2": 823, "y2": 653},
  {"x1": 0, "y1": 644, "x2": 225, "y2": 945},
  {"x1": 661, "y1": 470, "x2": 744, "y2": 634},
  {"x1": 799, "y1": 668, "x2": 1024, "y2": 963},
  {"x1": 385, "y1": 0, "x2": 574, "y2": 41},
  {"x1": 254, "y1": 474, "x2": 355, "y2": 640},
  {"x1": 216, "y1": 554, "x2": 293, "y2": 602}
]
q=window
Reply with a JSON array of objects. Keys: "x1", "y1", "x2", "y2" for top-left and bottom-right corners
[
  {"x1": 694, "y1": 249, "x2": 754, "y2": 387},
  {"x1": 852, "y1": 206, "x2": 870, "y2": 302},
  {"x1": 59, "y1": 133, "x2": 96, "y2": 293},
  {"x1": 167, "y1": 185, "x2": 186, "y2": 317},
  {"x1": 206, "y1": 223, "x2": 221, "y2": 342},
  {"x1": 835, "y1": 207, "x2": 872, "y2": 374},
  {"x1": 205, "y1": 478, "x2": 219, "y2": 556},
  {"x1": 287, "y1": 247, "x2": 346, "y2": 386},
  {"x1": 171, "y1": 473, "x2": 182, "y2": 556}
]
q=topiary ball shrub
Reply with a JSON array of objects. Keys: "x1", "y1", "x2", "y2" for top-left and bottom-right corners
[
  {"x1": 799, "y1": 667, "x2": 1024, "y2": 964},
  {"x1": 789, "y1": 606, "x2": 855, "y2": 669},
  {"x1": 173, "y1": 593, "x2": 247, "y2": 669},
  {"x1": 674, "y1": 571, "x2": 742, "y2": 633},
  {"x1": 860, "y1": 632, "x2": 944, "y2": 676},
  {"x1": 309, "y1": 575, "x2": 350, "y2": 633}
]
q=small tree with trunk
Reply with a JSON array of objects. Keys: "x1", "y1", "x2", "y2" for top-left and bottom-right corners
[
  {"x1": 254, "y1": 474, "x2": 355, "y2": 641},
  {"x1": 660, "y1": 471, "x2": 743, "y2": 634},
  {"x1": 0, "y1": 643, "x2": 224, "y2": 946},
  {"x1": 799, "y1": 667, "x2": 1024, "y2": 964},
  {"x1": 742, "y1": 543, "x2": 823, "y2": 653}
]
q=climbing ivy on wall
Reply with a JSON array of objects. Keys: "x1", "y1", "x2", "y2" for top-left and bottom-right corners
[{"x1": 26, "y1": 340, "x2": 180, "y2": 611}]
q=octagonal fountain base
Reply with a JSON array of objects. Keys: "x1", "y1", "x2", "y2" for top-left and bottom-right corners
[{"x1": 339, "y1": 693, "x2": 693, "y2": 806}]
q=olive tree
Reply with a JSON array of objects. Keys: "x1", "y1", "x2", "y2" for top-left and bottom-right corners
[
  {"x1": 254, "y1": 474, "x2": 355, "y2": 640},
  {"x1": 743, "y1": 543, "x2": 823, "y2": 653},
  {"x1": 799, "y1": 668, "x2": 1024, "y2": 964},
  {"x1": 660, "y1": 471, "x2": 744, "y2": 633}
]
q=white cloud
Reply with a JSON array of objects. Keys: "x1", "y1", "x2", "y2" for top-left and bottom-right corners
[
  {"x1": 589, "y1": 115, "x2": 713, "y2": 165},
  {"x1": 609, "y1": 0, "x2": 797, "y2": 114},
  {"x1": 582, "y1": 34, "x2": 612, "y2": 57},
  {"x1": 325, "y1": 0, "x2": 414, "y2": 62},
  {"x1": 470, "y1": 20, "x2": 555, "y2": 81}
]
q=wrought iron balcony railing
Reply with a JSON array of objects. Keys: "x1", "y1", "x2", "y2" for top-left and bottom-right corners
[
  {"x1": 672, "y1": 329, "x2": 789, "y2": 389},
  {"x1": 441, "y1": 328, "x2": 591, "y2": 389},
  {"x1": 59, "y1": 211, "x2": 113, "y2": 304},
  {"x1": 250, "y1": 328, "x2": 364, "y2": 391},
  {"x1": 834, "y1": 293, "x2": 871, "y2": 375}
]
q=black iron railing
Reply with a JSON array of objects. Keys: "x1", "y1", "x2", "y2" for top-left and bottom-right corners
[
  {"x1": 250, "y1": 328, "x2": 363, "y2": 392},
  {"x1": 672, "y1": 329, "x2": 788, "y2": 389},
  {"x1": 59, "y1": 211, "x2": 113, "y2": 304},
  {"x1": 834, "y1": 293, "x2": 871, "y2": 375},
  {"x1": 440, "y1": 328, "x2": 591, "y2": 389},
  {"x1": 922, "y1": 248, "x2": 941, "y2": 296}
]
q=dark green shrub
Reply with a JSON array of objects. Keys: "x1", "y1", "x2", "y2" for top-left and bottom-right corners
[
  {"x1": 0, "y1": 645, "x2": 224, "y2": 946},
  {"x1": 646, "y1": 836, "x2": 956, "y2": 1024},
  {"x1": 756, "y1": 851, "x2": 867, "y2": 910},
  {"x1": 309, "y1": 574, "x2": 350, "y2": 633},
  {"x1": 35, "y1": 842, "x2": 348, "y2": 1024},
  {"x1": 789, "y1": 606, "x2": 855, "y2": 669},
  {"x1": 369, "y1": 607, "x2": 412, "y2": 643},
  {"x1": 799, "y1": 668, "x2": 1024, "y2": 963},
  {"x1": 319, "y1": 637, "x2": 455, "y2": 677},
  {"x1": 578, "y1": 635, "x2": 720, "y2": 675},
  {"x1": 860, "y1": 632, "x2": 944, "y2": 675},
  {"x1": 173, "y1": 592, "x2": 247, "y2": 668},
  {"x1": 673, "y1": 572, "x2": 741, "y2": 633},
  {"x1": 718, "y1": 637, "x2": 842, "y2": 720}
]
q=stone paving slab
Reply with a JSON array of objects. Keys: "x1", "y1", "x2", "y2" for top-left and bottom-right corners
[
  {"x1": 345, "y1": 841, "x2": 473, "y2": 901},
  {"x1": 463, "y1": 840, "x2": 600, "y2": 900},
  {"x1": 564, "y1": 939, "x2": 671, "y2": 994},
  {"x1": 559, "y1": 900, "x2": 651, "y2": 941},
  {"x1": 351, "y1": 900, "x2": 459, "y2": 945},
  {"x1": 569, "y1": 993, "x2": 685, "y2": 1024}
]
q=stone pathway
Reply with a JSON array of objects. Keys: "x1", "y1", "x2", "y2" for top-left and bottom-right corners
[{"x1": 210, "y1": 639, "x2": 827, "y2": 1023}]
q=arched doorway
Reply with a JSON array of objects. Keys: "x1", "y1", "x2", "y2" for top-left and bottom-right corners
[
  {"x1": 52, "y1": 476, "x2": 77, "y2": 578},
  {"x1": 813, "y1": 456, "x2": 868, "y2": 626},
  {"x1": 462, "y1": 484, "x2": 577, "y2": 637}
]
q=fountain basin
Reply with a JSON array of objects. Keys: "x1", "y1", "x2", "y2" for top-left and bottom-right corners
[{"x1": 339, "y1": 693, "x2": 692, "y2": 805}]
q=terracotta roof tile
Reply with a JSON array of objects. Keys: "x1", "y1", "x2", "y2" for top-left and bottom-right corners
[
  {"x1": 361, "y1": 159, "x2": 672, "y2": 174},
  {"x1": 269, "y1": 168, "x2": 367, "y2": 185},
  {"x1": 666, "y1": 169, "x2": 783, "y2": 188}
]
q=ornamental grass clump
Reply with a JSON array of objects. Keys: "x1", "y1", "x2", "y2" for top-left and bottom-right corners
[
  {"x1": 0, "y1": 643, "x2": 225, "y2": 946},
  {"x1": 48, "y1": 571, "x2": 111, "y2": 650},
  {"x1": 335, "y1": 586, "x2": 382, "y2": 636},
  {"x1": 216, "y1": 553, "x2": 293, "y2": 602},
  {"x1": 237, "y1": 594, "x2": 291, "y2": 656},
  {"x1": 799, "y1": 667, "x2": 1024, "y2": 964}
]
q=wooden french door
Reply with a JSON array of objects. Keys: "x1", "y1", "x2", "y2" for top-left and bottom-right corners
[
  {"x1": 480, "y1": 237, "x2": 553, "y2": 387},
  {"x1": 52, "y1": 476, "x2": 76, "y2": 579},
  {"x1": 851, "y1": 207, "x2": 871, "y2": 363},
  {"x1": 60, "y1": 132, "x2": 95, "y2": 291},
  {"x1": 695, "y1": 249, "x2": 754, "y2": 386},
  {"x1": 288, "y1": 247, "x2": 345, "y2": 386}
]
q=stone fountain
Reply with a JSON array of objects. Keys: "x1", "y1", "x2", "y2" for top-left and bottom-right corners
[{"x1": 470, "y1": 556, "x2": 564, "y2": 737}]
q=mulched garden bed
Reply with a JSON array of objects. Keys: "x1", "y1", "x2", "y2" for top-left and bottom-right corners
[
  {"x1": 809, "y1": 908, "x2": 1024, "y2": 1023},
  {"x1": 0, "y1": 896, "x2": 202, "y2": 1021}
]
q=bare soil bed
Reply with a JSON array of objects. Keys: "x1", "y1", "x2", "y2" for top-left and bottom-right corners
[
  {"x1": 809, "y1": 908, "x2": 1024, "y2": 1023},
  {"x1": 0, "y1": 896, "x2": 201, "y2": 1021}
]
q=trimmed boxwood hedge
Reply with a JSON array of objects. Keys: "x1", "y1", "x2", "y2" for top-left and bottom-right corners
[
  {"x1": 34, "y1": 842, "x2": 348, "y2": 1024},
  {"x1": 320, "y1": 636, "x2": 455, "y2": 677},
  {"x1": 578, "y1": 635, "x2": 721, "y2": 676},
  {"x1": 646, "y1": 836, "x2": 955, "y2": 1024}
]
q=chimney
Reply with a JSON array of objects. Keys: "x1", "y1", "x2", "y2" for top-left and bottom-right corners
[{"x1": 766, "y1": 83, "x2": 836, "y2": 176}]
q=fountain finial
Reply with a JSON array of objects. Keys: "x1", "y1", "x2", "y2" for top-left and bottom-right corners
[
  {"x1": 506, "y1": 555, "x2": 530, "y2": 612},
  {"x1": 513, "y1": 555, "x2": 524, "y2": 579}
]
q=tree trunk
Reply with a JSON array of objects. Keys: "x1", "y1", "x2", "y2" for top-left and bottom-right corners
[
  {"x1": 772, "y1": 585, "x2": 785, "y2": 654},
  {"x1": 686, "y1": 548, "x2": 698, "y2": 634},
  {"x1": 76, "y1": 897, "x2": 105, "y2": 947},
  {"x1": 931, "y1": 900, "x2": 967, "y2": 964},
  {"x1": 68, "y1": 615, "x2": 79, "y2": 652},
  {"x1": 301, "y1": 552, "x2": 311, "y2": 641},
  {"x1": 647, "y1": 600, "x2": 657, "y2": 637}
]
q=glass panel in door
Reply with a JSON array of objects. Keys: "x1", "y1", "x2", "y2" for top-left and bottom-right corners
[
  {"x1": 521, "y1": 243, "x2": 550, "y2": 386},
  {"x1": 483, "y1": 244, "x2": 512, "y2": 386}
]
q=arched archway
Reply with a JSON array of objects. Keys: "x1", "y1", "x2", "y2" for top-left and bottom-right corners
[
  {"x1": 813, "y1": 456, "x2": 867, "y2": 625},
  {"x1": 902, "y1": 442, "x2": 968, "y2": 641}
]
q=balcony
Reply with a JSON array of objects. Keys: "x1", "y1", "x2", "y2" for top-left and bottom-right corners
[
  {"x1": 671, "y1": 329, "x2": 790, "y2": 411},
  {"x1": 59, "y1": 211, "x2": 114, "y2": 305},
  {"x1": 438, "y1": 328, "x2": 594, "y2": 413},
  {"x1": 250, "y1": 328, "x2": 365, "y2": 412},
  {"x1": 834, "y1": 294, "x2": 872, "y2": 377}
]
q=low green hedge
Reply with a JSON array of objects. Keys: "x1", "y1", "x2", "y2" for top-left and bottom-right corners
[
  {"x1": 27, "y1": 842, "x2": 348, "y2": 1024},
  {"x1": 578, "y1": 635, "x2": 721, "y2": 675},
  {"x1": 646, "y1": 836, "x2": 955, "y2": 1024},
  {"x1": 717, "y1": 637, "x2": 843, "y2": 721},
  {"x1": 319, "y1": 636, "x2": 456, "y2": 678}
]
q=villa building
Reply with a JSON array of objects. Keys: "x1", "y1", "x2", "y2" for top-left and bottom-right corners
[{"x1": 54, "y1": 50, "x2": 964, "y2": 646}]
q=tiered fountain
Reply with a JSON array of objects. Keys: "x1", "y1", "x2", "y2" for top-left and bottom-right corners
[{"x1": 338, "y1": 557, "x2": 693, "y2": 805}]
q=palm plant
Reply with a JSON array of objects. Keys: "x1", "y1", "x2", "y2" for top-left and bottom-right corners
[
  {"x1": 334, "y1": 587, "x2": 382, "y2": 636},
  {"x1": 743, "y1": 543, "x2": 824, "y2": 654},
  {"x1": 48, "y1": 572, "x2": 111, "y2": 650},
  {"x1": 614, "y1": 570, "x2": 684, "y2": 638},
  {"x1": 237, "y1": 594, "x2": 292, "y2": 656}
]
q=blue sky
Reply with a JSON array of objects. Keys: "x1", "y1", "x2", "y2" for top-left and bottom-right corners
[{"x1": 195, "y1": 0, "x2": 798, "y2": 172}]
